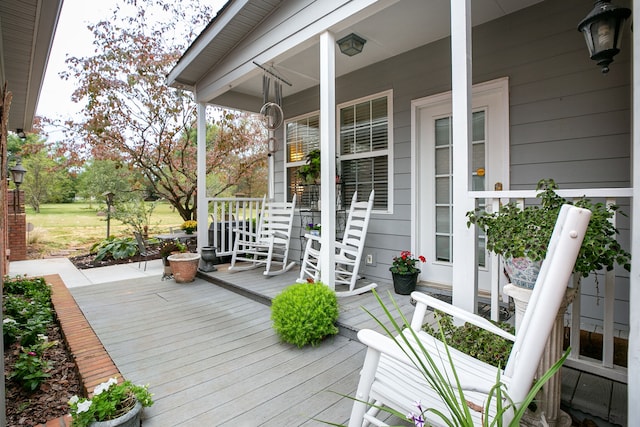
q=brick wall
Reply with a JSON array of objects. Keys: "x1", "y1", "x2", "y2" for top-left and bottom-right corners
[{"x1": 7, "y1": 189, "x2": 26, "y2": 261}]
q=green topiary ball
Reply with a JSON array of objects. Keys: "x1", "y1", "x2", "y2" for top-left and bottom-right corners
[{"x1": 271, "y1": 282, "x2": 339, "y2": 347}]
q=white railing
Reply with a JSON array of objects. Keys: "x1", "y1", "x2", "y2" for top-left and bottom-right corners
[
  {"x1": 468, "y1": 188, "x2": 632, "y2": 383},
  {"x1": 207, "y1": 197, "x2": 264, "y2": 257}
]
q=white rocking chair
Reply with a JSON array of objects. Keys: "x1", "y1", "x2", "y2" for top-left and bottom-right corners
[
  {"x1": 348, "y1": 204, "x2": 591, "y2": 426},
  {"x1": 297, "y1": 190, "x2": 377, "y2": 297},
  {"x1": 229, "y1": 194, "x2": 297, "y2": 276}
]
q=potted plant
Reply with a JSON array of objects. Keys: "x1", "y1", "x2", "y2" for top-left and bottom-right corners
[
  {"x1": 297, "y1": 149, "x2": 321, "y2": 184},
  {"x1": 68, "y1": 377, "x2": 153, "y2": 427},
  {"x1": 389, "y1": 250, "x2": 426, "y2": 295},
  {"x1": 159, "y1": 240, "x2": 186, "y2": 277},
  {"x1": 466, "y1": 179, "x2": 631, "y2": 288},
  {"x1": 305, "y1": 223, "x2": 321, "y2": 236},
  {"x1": 181, "y1": 220, "x2": 197, "y2": 234}
]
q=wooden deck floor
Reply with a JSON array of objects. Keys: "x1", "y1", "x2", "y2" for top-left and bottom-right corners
[{"x1": 70, "y1": 263, "x2": 626, "y2": 426}]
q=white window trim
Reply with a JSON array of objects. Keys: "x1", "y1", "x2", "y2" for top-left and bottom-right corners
[
  {"x1": 283, "y1": 110, "x2": 320, "y2": 208},
  {"x1": 337, "y1": 89, "x2": 394, "y2": 214}
]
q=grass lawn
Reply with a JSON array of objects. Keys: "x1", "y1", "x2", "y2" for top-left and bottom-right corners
[{"x1": 26, "y1": 201, "x2": 185, "y2": 258}]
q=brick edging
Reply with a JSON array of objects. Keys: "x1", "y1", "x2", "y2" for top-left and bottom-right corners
[{"x1": 45, "y1": 274, "x2": 123, "y2": 396}]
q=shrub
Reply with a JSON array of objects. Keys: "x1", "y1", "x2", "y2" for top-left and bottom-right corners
[
  {"x1": 91, "y1": 236, "x2": 138, "y2": 261},
  {"x1": 3, "y1": 277, "x2": 53, "y2": 346},
  {"x1": 271, "y1": 282, "x2": 339, "y2": 347},
  {"x1": 9, "y1": 337, "x2": 57, "y2": 391}
]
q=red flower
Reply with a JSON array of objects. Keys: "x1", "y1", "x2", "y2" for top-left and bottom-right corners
[{"x1": 419, "y1": 255, "x2": 426, "y2": 263}]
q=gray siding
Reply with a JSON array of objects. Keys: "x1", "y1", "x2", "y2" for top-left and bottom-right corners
[{"x1": 279, "y1": 0, "x2": 632, "y2": 317}]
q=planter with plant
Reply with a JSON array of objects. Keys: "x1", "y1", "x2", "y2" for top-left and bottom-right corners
[
  {"x1": 68, "y1": 377, "x2": 153, "y2": 427},
  {"x1": 297, "y1": 149, "x2": 321, "y2": 184},
  {"x1": 271, "y1": 281, "x2": 338, "y2": 347},
  {"x1": 159, "y1": 240, "x2": 187, "y2": 278},
  {"x1": 181, "y1": 220, "x2": 197, "y2": 234},
  {"x1": 389, "y1": 251, "x2": 426, "y2": 295},
  {"x1": 466, "y1": 179, "x2": 631, "y2": 288}
]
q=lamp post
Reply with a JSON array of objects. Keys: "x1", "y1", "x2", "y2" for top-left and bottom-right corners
[
  {"x1": 578, "y1": 0, "x2": 632, "y2": 73},
  {"x1": 9, "y1": 159, "x2": 27, "y2": 219},
  {"x1": 103, "y1": 191, "x2": 115, "y2": 238}
]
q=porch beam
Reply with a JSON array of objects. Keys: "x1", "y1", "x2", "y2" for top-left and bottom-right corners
[
  {"x1": 629, "y1": 0, "x2": 639, "y2": 420},
  {"x1": 450, "y1": 0, "x2": 477, "y2": 313},
  {"x1": 318, "y1": 30, "x2": 337, "y2": 291},
  {"x1": 196, "y1": 103, "x2": 208, "y2": 252}
]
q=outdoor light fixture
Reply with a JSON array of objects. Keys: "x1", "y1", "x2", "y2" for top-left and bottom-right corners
[
  {"x1": 103, "y1": 191, "x2": 115, "y2": 238},
  {"x1": 10, "y1": 158, "x2": 27, "y2": 218},
  {"x1": 16, "y1": 129, "x2": 26, "y2": 139},
  {"x1": 578, "y1": 0, "x2": 632, "y2": 73},
  {"x1": 337, "y1": 33, "x2": 366, "y2": 56}
]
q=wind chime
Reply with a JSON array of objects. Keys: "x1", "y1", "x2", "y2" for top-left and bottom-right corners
[{"x1": 254, "y1": 61, "x2": 290, "y2": 156}]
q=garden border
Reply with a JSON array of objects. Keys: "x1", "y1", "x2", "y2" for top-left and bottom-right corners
[{"x1": 34, "y1": 274, "x2": 122, "y2": 427}]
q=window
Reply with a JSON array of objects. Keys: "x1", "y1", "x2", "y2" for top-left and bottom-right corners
[
  {"x1": 284, "y1": 91, "x2": 392, "y2": 212},
  {"x1": 285, "y1": 113, "x2": 320, "y2": 209},
  {"x1": 338, "y1": 92, "x2": 392, "y2": 211}
]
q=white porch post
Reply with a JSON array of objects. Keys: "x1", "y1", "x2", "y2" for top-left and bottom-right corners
[
  {"x1": 196, "y1": 102, "x2": 208, "y2": 252},
  {"x1": 629, "y1": 0, "x2": 639, "y2": 420},
  {"x1": 451, "y1": 0, "x2": 477, "y2": 313},
  {"x1": 319, "y1": 30, "x2": 337, "y2": 290}
]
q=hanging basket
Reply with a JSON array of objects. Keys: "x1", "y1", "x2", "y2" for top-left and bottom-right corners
[{"x1": 391, "y1": 272, "x2": 419, "y2": 295}]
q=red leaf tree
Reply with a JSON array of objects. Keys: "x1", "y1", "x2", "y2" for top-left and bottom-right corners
[{"x1": 59, "y1": 0, "x2": 268, "y2": 220}]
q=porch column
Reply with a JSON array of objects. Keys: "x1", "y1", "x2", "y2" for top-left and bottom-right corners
[
  {"x1": 319, "y1": 30, "x2": 337, "y2": 290},
  {"x1": 450, "y1": 0, "x2": 477, "y2": 313},
  {"x1": 629, "y1": 0, "x2": 639, "y2": 420},
  {"x1": 196, "y1": 102, "x2": 208, "y2": 252}
]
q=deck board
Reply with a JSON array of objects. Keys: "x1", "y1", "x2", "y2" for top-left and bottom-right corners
[{"x1": 70, "y1": 263, "x2": 625, "y2": 426}]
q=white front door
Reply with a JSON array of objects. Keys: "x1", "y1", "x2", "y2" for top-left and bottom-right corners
[{"x1": 412, "y1": 77, "x2": 510, "y2": 292}]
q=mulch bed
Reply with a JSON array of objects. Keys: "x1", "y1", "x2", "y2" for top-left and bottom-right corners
[
  {"x1": 69, "y1": 248, "x2": 162, "y2": 270},
  {"x1": 5, "y1": 323, "x2": 82, "y2": 426}
]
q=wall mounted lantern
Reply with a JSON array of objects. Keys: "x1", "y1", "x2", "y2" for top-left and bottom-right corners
[
  {"x1": 10, "y1": 158, "x2": 27, "y2": 218},
  {"x1": 16, "y1": 129, "x2": 26, "y2": 140},
  {"x1": 337, "y1": 33, "x2": 366, "y2": 56},
  {"x1": 578, "y1": 0, "x2": 632, "y2": 73}
]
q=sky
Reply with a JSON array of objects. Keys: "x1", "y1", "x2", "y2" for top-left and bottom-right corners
[{"x1": 36, "y1": 0, "x2": 227, "y2": 141}]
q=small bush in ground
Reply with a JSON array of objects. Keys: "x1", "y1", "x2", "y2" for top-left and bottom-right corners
[
  {"x1": 9, "y1": 337, "x2": 57, "y2": 391},
  {"x1": 27, "y1": 227, "x2": 48, "y2": 244},
  {"x1": 91, "y1": 236, "x2": 138, "y2": 261},
  {"x1": 423, "y1": 310, "x2": 515, "y2": 368},
  {"x1": 3, "y1": 277, "x2": 53, "y2": 346},
  {"x1": 271, "y1": 282, "x2": 339, "y2": 347}
]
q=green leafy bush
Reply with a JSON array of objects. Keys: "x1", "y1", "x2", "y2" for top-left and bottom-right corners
[
  {"x1": 271, "y1": 282, "x2": 339, "y2": 347},
  {"x1": 9, "y1": 337, "x2": 56, "y2": 391},
  {"x1": 91, "y1": 236, "x2": 138, "y2": 261},
  {"x1": 423, "y1": 311, "x2": 515, "y2": 368},
  {"x1": 3, "y1": 277, "x2": 53, "y2": 346}
]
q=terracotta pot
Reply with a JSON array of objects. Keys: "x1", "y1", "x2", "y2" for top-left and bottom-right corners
[{"x1": 167, "y1": 253, "x2": 201, "y2": 283}]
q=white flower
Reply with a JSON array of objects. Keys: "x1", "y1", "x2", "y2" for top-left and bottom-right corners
[
  {"x1": 77, "y1": 400, "x2": 92, "y2": 413},
  {"x1": 68, "y1": 395, "x2": 79, "y2": 405},
  {"x1": 37, "y1": 334, "x2": 48, "y2": 342},
  {"x1": 94, "y1": 377, "x2": 118, "y2": 395},
  {"x1": 3, "y1": 318, "x2": 16, "y2": 324}
]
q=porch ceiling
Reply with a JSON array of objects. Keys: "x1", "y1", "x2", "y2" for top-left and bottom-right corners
[
  {"x1": 0, "y1": 0, "x2": 63, "y2": 131},
  {"x1": 168, "y1": 0, "x2": 543, "y2": 110}
]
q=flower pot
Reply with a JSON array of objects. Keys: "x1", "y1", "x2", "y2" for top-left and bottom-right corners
[
  {"x1": 167, "y1": 253, "x2": 201, "y2": 283},
  {"x1": 199, "y1": 246, "x2": 217, "y2": 272},
  {"x1": 184, "y1": 228, "x2": 195, "y2": 235},
  {"x1": 391, "y1": 272, "x2": 419, "y2": 295},
  {"x1": 90, "y1": 401, "x2": 142, "y2": 427},
  {"x1": 504, "y1": 256, "x2": 542, "y2": 289}
]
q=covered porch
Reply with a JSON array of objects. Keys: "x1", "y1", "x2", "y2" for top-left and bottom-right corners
[{"x1": 168, "y1": 0, "x2": 638, "y2": 418}]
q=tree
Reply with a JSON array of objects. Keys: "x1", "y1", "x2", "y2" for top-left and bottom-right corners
[
  {"x1": 10, "y1": 131, "x2": 75, "y2": 211},
  {"x1": 59, "y1": 0, "x2": 268, "y2": 221},
  {"x1": 76, "y1": 160, "x2": 134, "y2": 203}
]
